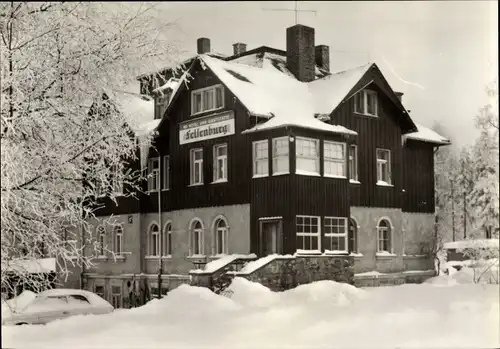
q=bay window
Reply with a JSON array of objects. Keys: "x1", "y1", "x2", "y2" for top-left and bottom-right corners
[
  {"x1": 324, "y1": 141, "x2": 346, "y2": 177},
  {"x1": 272, "y1": 137, "x2": 289, "y2": 174}
]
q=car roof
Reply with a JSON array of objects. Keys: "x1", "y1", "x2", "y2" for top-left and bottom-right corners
[{"x1": 38, "y1": 288, "x2": 95, "y2": 298}]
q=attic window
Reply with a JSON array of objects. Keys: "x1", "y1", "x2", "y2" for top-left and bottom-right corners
[
  {"x1": 354, "y1": 90, "x2": 378, "y2": 117},
  {"x1": 225, "y1": 69, "x2": 251, "y2": 83}
]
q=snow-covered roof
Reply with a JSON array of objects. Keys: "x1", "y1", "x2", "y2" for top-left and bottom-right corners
[
  {"x1": 2, "y1": 258, "x2": 56, "y2": 274},
  {"x1": 403, "y1": 123, "x2": 451, "y2": 145},
  {"x1": 443, "y1": 239, "x2": 499, "y2": 250},
  {"x1": 201, "y1": 54, "x2": 357, "y2": 136},
  {"x1": 110, "y1": 91, "x2": 155, "y2": 134}
]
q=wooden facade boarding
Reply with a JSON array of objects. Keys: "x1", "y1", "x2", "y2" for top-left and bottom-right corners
[{"x1": 91, "y1": 24, "x2": 450, "y2": 263}]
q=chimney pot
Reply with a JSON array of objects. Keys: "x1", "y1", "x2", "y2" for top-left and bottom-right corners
[
  {"x1": 286, "y1": 24, "x2": 315, "y2": 82},
  {"x1": 197, "y1": 38, "x2": 211, "y2": 54},
  {"x1": 315, "y1": 45, "x2": 330, "y2": 73},
  {"x1": 233, "y1": 43, "x2": 247, "y2": 56},
  {"x1": 395, "y1": 91, "x2": 404, "y2": 101}
]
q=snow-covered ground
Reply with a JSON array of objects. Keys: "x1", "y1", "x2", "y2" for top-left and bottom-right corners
[{"x1": 2, "y1": 271, "x2": 499, "y2": 349}]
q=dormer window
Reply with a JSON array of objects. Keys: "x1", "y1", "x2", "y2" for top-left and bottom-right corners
[
  {"x1": 191, "y1": 85, "x2": 224, "y2": 115},
  {"x1": 155, "y1": 92, "x2": 171, "y2": 120},
  {"x1": 354, "y1": 90, "x2": 378, "y2": 116}
]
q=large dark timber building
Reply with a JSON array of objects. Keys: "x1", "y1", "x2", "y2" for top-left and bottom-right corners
[{"x1": 64, "y1": 24, "x2": 450, "y2": 306}]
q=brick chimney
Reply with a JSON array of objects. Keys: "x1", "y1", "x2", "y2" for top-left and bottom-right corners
[
  {"x1": 197, "y1": 38, "x2": 211, "y2": 54},
  {"x1": 233, "y1": 43, "x2": 247, "y2": 56},
  {"x1": 395, "y1": 91, "x2": 404, "y2": 101},
  {"x1": 286, "y1": 24, "x2": 315, "y2": 82},
  {"x1": 315, "y1": 45, "x2": 330, "y2": 72}
]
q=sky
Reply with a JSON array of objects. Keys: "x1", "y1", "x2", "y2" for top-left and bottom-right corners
[{"x1": 153, "y1": 1, "x2": 498, "y2": 148}]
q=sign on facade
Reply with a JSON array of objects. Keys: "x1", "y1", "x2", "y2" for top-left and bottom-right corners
[{"x1": 179, "y1": 111, "x2": 235, "y2": 145}]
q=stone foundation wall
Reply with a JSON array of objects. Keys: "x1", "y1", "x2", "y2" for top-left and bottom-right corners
[
  {"x1": 236, "y1": 255, "x2": 354, "y2": 292},
  {"x1": 354, "y1": 270, "x2": 435, "y2": 287}
]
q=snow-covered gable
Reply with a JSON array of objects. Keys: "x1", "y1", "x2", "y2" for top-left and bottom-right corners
[
  {"x1": 201, "y1": 55, "x2": 357, "y2": 136},
  {"x1": 308, "y1": 63, "x2": 373, "y2": 115},
  {"x1": 403, "y1": 123, "x2": 451, "y2": 145}
]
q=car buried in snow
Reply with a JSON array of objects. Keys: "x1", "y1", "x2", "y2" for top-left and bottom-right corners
[{"x1": 1, "y1": 289, "x2": 114, "y2": 326}]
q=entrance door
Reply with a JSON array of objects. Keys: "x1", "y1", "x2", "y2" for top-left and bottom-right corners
[{"x1": 260, "y1": 220, "x2": 282, "y2": 256}]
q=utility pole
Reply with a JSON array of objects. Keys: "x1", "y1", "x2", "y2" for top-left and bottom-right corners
[
  {"x1": 157, "y1": 150, "x2": 163, "y2": 299},
  {"x1": 262, "y1": 1, "x2": 316, "y2": 25},
  {"x1": 451, "y1": 179, "x2": 455, "y2": 242}
]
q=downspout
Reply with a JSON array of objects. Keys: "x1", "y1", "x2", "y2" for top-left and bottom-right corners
[{"x1": 157, "y1": 147, "x2": 163, "y2": 299}]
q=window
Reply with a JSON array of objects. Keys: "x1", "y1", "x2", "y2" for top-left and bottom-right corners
[
  {"x1": 155, "y1": 92, "x2": 171, "y2": 119},
  {"x1": 349, "y1": 145, "x2": 358, "y2": 181},
  {"x1": 111, "y1": 286, "x2": 121, "y2": 308},
  {"x1": 348, "y1": 218, "x2": 358, "y2": 253},
  {"x1": 149, "y1": 223, "x2": 160, "y2": 257},
  {"x1": 68, "y1": 294, "x2": 91, "y2": 304},
  {"x1": 190, "y1": 219, "x2": 204, "y2": 256},
  {"x1": 148, "y1": 157, "x2": 160, "y2": 192},
  {"x1": 272, "y1": 137, "x2": 289, "y2": 174},
  {"x1": 163, "y1": 222, "x2": 172, "y2": 257},
  {"x1": 213, "y1": 144, "x2": 228, "y2": 182},
  {"x1": 162, "y1": 155, "x2": 170, "y2": 190},
  {"x1": 253, "y1": 140, "x2": 269, "y2": 177},
  {"x1": 376, "y1": 149, "x2": 391, "y2": 184},
  {"x1": 97, "y1": 226, "x2": 106, "y2": 257},
  {"x1": 190, "y1": 148, "x2": 203, "y2": 185},
  {"x1": 191, "y1": 85, "x2": 224, "y2": 115},
  {"x1": 324, "y1": 141, "x2": 346, "y2": 178},
  {"x1": 113, "y1": 226, "x2": 123, "y2": 256},
  {"x1": 94, "y1": 285, "x2": 105, "y2": 299},
  {"x1": 324, "y1": 217, "x2": 348, "y2": 253},
  {"x1": 213, "y1": 217, "x2": 229, "y2": 255},
  {"x1": 354, "y1": 90, "x2": 378, "y2": 116},
  {"x1": 296, "y1": 137, "x2": 319, "y2": 175},
  {"x1": 377, "y1": 219, "x2": 392, "y2": 253},
  {"x1": 112, "y1": 165, "x2": 124, "y2": 195},
  {"x1": 296, "y1": 215, "x2": 321, "y2": 253}
]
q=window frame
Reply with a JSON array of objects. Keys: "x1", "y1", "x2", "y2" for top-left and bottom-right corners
[
  {"x1": 295, "y1": 137, "x2": 320, "y2": 176},
  {"x1": 252, "y1": 140, "x2": 269, "y2": 178},
  {"x1": 349, "y1": 144, "x2": 359, "y2": 182},
  {"x1": 272, "y1": 136, "x2": 290, "y2": 175},
  {"x1": 190, "y1": 84, "x2": 225, "y2": 116},
  {"x1": 147, "y1": 157, "x2": 160, "y2": 192},
  {"x1": 376, "y1": 218, "x2": 392, "y2": 253},
  {"x1": 97, "y1": 226, "x2": 106, "y2": 257},
  {"x1": 348, "y1": 217, "x2": 359, "y2": 254},
  {"x1": 163, "y1": 222, "x2": 172, "y2": 257},
  {"x1": 113, "y1": 226, "x2": 123, "y2": 256},
  {"x1": 295, "y1": 215, "x2": 321, "y2": 254},
  {"x1": 111, "y1": 285, "x2": 122, "y2": 309},
  {"x1": 213, "y1": 143, "x2": 228, "y2": 183},
  {"x1": 149, "y1": 223, "x2": 160, "y2": 257},
  {"x1": 354, "y1": 89, "x2": 378, "y2": 117},
  {"x1": 189, "y1": 219, "x2": 204, "y2": 256},
  {"x1": 94, "y1": 284, "x2": 105, "y2": 299},
  {"x1": 323, "y1": 141, "x2": 347, "y2": 178},
  {"x1": 112, "y1": 165, "x2": 124, "y2": 196},
  {"x1": 324, "y1": 217, "x2": 348, "y2": 254},
  {"x1": 212, "y1": 216, "x2": 229, "y2": 256},
  {"x1": 190, "y1": 148, "x2": 204, "y2": 186},
  {"x1": 376, "y1": 148, "x2": 392, "y2": 185},
  {"x1": 162, "y1": 155, "x2": 170, "y2": 191}
]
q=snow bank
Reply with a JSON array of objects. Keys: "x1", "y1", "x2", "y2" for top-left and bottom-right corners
[
  {"x1": 2, "y1": 278, "x2": 499, "y2": 349},
  {"x1": 443, "y1": 238, "x2": 500, "y2": 250}
]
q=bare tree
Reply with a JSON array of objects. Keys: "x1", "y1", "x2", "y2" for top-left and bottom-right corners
[{"x1": 1, "y1": 2, "x2": 182, "y2": 297}]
